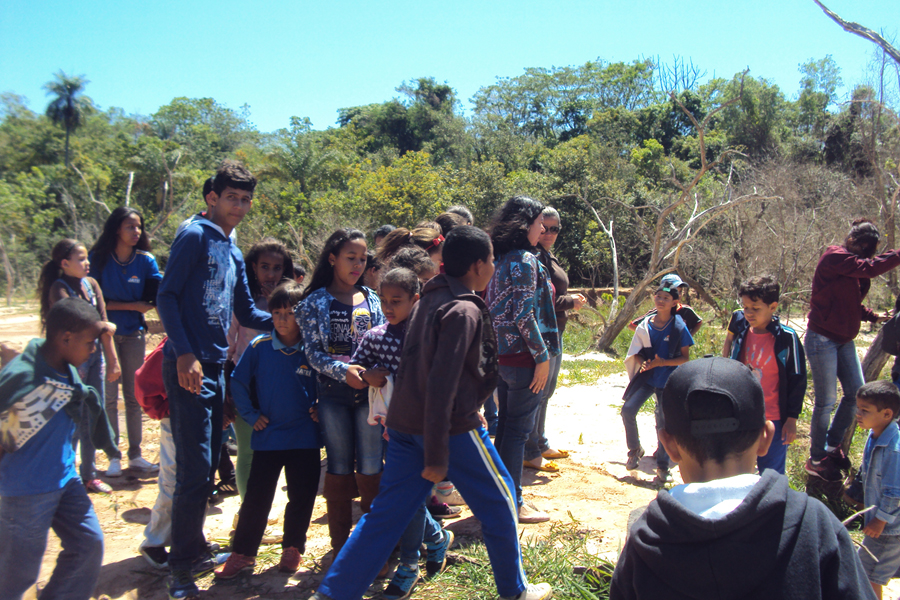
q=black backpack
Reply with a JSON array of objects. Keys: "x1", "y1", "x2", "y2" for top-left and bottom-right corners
[{"x1": 881, "y1": 296, "x2": 900, "y2": 356}]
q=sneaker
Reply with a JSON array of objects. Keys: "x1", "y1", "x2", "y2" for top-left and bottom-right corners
[
  {"x1": 434, "y1": 481, "x2": 466, "y2": 506},
  {"x1": 107, "y1": 458, "x2": 122, "y2": 477},
  {"x1": 85, "y1": 478, "x2": 112, "y2": 494},
  {"x1": 625, "y1": 447, "x2": 644, "y2": 470},
  {"x1": 805, "y1": 457, "x2": 842, "y2": 482},
  {"x1": 499, "y1": 582, "x2": 553, "y2": 600},
  {"x1": 427, "y1": 499, "x2": 462, "y2": 520},
  {"x1": 425, "y1": 529, "x2": 454, "y2": 577},
  {"x1": 653, "y1": 468, "x2": 672, "y2": 486},
  {"x1": 140, "y1": 545, "x2": 169, "y2": 569},
  {"x1": 168, "y1": 569, "x2": 199, "y2": 600},
  {"x1": 278, "y1": 547, "x2": 302, "y2": 573},
  {"x1": 827, "y1": 447, "x2": 853, "y2": 471},
  {"x1": 383, "y1": 563, "x2": 419, "y2": 600},
  {"x1": 518, "y1": 501, "x2": 550, "y2": 524},
  {"x1": 193, "y1": 551, "x2": 231, "y2": 577},
  {"x1": 214, "y1": 552, "x2": 255, "y2": 579},
  {"x1": 129, "y1": 456, "x2": 160, "y2": 473}
]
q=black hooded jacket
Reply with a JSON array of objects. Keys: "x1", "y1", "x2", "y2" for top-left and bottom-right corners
[{"x1": 611, "y1": 470, "x2": 875, "y2": 600}]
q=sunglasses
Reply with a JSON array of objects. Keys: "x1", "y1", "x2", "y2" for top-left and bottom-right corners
[{"x1": 544, "y1": 226, "x2": 561, "y2": 234}]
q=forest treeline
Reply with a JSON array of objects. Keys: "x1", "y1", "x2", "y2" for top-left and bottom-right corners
[{"x1": 1, "y1": 54, "x2": 898, "y2": 319}]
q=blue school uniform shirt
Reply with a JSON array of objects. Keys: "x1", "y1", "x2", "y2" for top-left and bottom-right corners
[
  {"x1": 230, "y1": 333, "x2": 320, "y2": 451},
  {"x1": 0, "y1": 369, "x2": 77, "y2": 496},
  {"x1": 157, "y1": 219, "x2": 271, "y2": 363},
  {"x1": 91, "y1": 249, "x2": 162, "y2": 336},
  {"x1": 646, "y1": 316, "x2": 694, "y2": 389}
]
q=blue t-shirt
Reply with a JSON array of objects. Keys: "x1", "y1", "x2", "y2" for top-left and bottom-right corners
[
  {"x1": 0, "y1": 370, "x2": 78, "y2": 496},
  {"x1": 646, "y1": 316, "x2": 694, "y2": 389},
  {"x1": 92, "y1": 249, "x2": 162, "y2": 336}
]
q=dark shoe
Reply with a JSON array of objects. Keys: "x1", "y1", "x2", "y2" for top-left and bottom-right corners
[
  {"x1": 827, "y1": 447, "x2": 852, "y2": 471},
  {"x1": 425, "y1": 529, "x2": 454, "y2": 577},
  {"x1": 168, "y1": 570, "x2": 199, "y2": 600},
  {"x1": 383, "y1": 563, "x2": 419, "y2": 600},
  {"x1": 192, "y1": 551, "x2": 231, "y2": 578},
  {"x1": 427, "y1": 500, "x2": 462, "y2": 520},
  {"x1": 653, "y1": 468, "x2": 672, "y2": 486},
  {"x1": 625, "y1": 447, "x2": 645, "y2": 470},
  {"x1": 216, "y1": 480, "x2": 238, "y2": 497},
  {"x1": 140, "y1": 545, "x2": 169, "y2": 569},
  {"x1": 805, "y1": 457, "x2": 842, "y2": 482}
]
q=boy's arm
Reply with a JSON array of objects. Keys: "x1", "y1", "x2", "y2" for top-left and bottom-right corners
[
  {"x1": 872, "y1": 450, "x2": 900, "y2": 530},
  {"x1": 233, "y1": 256, "x2": 273, "y2": 331},
  {"x1": 422, "y1": 303, "x2": 478, "y2": 477},
  {"x1": 785, "y1": 332, "x2": 807, "y2": 419},
  {"x1": 722, "y1": 332, "x2": 735, "y2": 357},
  {"x1": 230, "y1": 346, "x2": 262, "y2": 426},
  {"x1": 156, "y1": 229, "x2": 200, "y2": 359}
]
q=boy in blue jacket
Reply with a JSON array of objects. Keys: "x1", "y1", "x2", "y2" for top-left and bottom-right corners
[
  {"x1": 214, "y1": 282, "x2": 321, "y2": 578},
  {"x1": 722, "y1": 275, "x2": 806, "y2": 474},
  {"x1": 156, "y1": 160, "x2": 272, "y2": 599},
  {"x1": 0, "y1": 297, "x2": 117, "y2": 600},
  {"x1": 845, "y1": 380, "x2": 900, "y2": 599}
]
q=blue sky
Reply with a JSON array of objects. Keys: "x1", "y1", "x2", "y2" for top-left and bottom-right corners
[{"x1": 1, "y1": 0, "x2": 895, "y2": 133}]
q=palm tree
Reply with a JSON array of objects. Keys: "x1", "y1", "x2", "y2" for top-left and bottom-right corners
[{"x1": 44, "y1": 71, "x2": 91, "y2": 168}]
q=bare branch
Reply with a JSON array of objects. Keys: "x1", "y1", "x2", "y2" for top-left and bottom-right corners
[
  {"x1": 812, "y1": 0, "x2": 900, "y2": 66},
  {"x1": 70, "y1": 164, "x2": 112, "y2": 215}
]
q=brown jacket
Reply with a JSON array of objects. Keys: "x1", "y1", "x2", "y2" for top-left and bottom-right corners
[{"x1": 385, "y1": 274, "x2": 499, "y2": 469}]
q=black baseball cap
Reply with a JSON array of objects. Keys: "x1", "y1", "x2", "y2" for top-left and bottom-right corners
[{"x1": 663, "y1": 357, "x2": 765, "y2": 437}]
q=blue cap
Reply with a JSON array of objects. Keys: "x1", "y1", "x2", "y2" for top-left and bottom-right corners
[{"x1": 660, "y1": 273, "x2": 686, "y2": 289}]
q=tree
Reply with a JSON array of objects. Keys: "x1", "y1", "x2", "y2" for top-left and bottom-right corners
[
  {"x1": 44, "y1": 71, "x2": 92, "y2": 168},
  {"x1": 796, "y1": 55, "x2": 843, "y2": 136}
]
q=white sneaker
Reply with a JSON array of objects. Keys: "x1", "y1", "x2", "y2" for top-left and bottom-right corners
[
  {"x1": 106, "y1": 458, "x2": 122, "y2": 477},
  {"x1": 518, "y1": 501, "x2": 550, "y2": 524},
  {"x1": 129, "y1": 457, "x2": 160, "y2": 472},
  {"x1": 500, "y1": 582, "x2": 553, "y2": 600}
]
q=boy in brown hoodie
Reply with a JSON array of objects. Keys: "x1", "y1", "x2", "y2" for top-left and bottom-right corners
[{"x1": 310, "y1": 226, "x2": 552, "y2": 600}]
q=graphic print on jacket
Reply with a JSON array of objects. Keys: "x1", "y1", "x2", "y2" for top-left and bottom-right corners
[{"x1": 204, "y1": 238, "x2": 236, "y2": 326}]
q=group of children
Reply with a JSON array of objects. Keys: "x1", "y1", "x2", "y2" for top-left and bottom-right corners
[{"x1": 3, "y1": 155, "x2": 900, "y2": 600}]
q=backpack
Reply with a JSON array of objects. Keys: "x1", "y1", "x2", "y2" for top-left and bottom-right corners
[{"x1": 881, "y1": 297, "x2": 900, "y2": 356}]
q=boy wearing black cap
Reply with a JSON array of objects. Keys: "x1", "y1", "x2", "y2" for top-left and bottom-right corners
[{"x1": 611, "y1": 357, "x2": 875, "y2": 600}]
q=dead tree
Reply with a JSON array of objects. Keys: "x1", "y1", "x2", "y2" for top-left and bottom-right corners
[
  {"x1": 812, "y1": 0, "x2": 900, "y2": 67},
  {"x1": 593, "y1": 77, "x2": 782, "y2": 351}
]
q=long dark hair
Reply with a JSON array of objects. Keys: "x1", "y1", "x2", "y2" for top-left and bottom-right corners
[
  {"x1": 489, "y1": 195, "x2": 545, "y2": 257},
  {"x1": 37, "y1": 238, "x2": 84, "y2": 327},
  {"x1": 844, "y1": 218, "x2": 880, "y2": 259},
  {"x1": 245, "y1": 238, "x2": 294, "y2": 299},
  {"x1": 301, "y1": 228, "x2": 367, "y2": 300},
  {"x1": 89, "y1": 207, "x2": 152, "y2": 284}
]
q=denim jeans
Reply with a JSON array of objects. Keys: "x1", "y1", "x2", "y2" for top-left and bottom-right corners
[
  {"x1": 0, "y1": 478, "x2": 104, "y2": 600},
  {"x1": 397, "y1": 502, "x2": 443, "y2": 566},
  {"x1": 495, "y1": 365, "x2": 545, "y2": 506},
  {"x1": 142, "y1": 417, "x2": 176, "y2": 549},
  {"x1": 483, "y1": 390, "x2": 498, "y2": 436},
  {"x1": 76, "y1": 348, "x2": 119, "y2": 482},
  {"x1": 525, "y1": 352, "x2": 563, "y2": 461},
  {"x1": 316, "y1": 377, "x2": 384, "y2": 475},
  {"x1": 757, "y1": 419, "x2": 787, "y2": 475},
  {"x1": 105, "y1": 331, "x2": 146, "y2": 460},
  {"x1": 620, "y1": 380, "x2": 669, "y2": 469},
  {"x1": 319, "y1": 428, "x2": 526, "y2": 600},
  {"x1": 163, "y1": 359, "x2": 225, "y2": 571},
  {"x1": 806, "y1": 330, "x2": 865, "y2": 461}
]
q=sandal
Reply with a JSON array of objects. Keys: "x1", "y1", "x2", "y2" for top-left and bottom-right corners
[
  {"x1": 542, "y1": 449, "x2": 569, "y2": 459},
  {"x1": 524, "y1": 459, "x2": 560, "y2": 473}
]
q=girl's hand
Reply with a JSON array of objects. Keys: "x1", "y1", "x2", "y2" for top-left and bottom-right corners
[
  {"x1": 782, "y1": 418, "x2": 797, "y2": 445},
  {"x1": 530, "y1": 360, "x2": 550, "y2": 393},
  {"x1": 346, "y1": 365, "x2": 368, "y2": 389},
  {"x1": 106, "y1": 359, "x2": 122, "y2": 382},
  {"x1": 363, "y1": 367, "x2": 390, "y2": 388},
  {"x1": 253, "y1": 415, "x2": 269, "y2": 431},
  {"x1": 572, "y1": 293, "x2": 588, "y2": 310}
]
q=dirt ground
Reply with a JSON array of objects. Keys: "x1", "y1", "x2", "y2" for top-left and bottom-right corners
[{"x1": 3, "y1": 307, "x2": 896, "y2": 599}]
